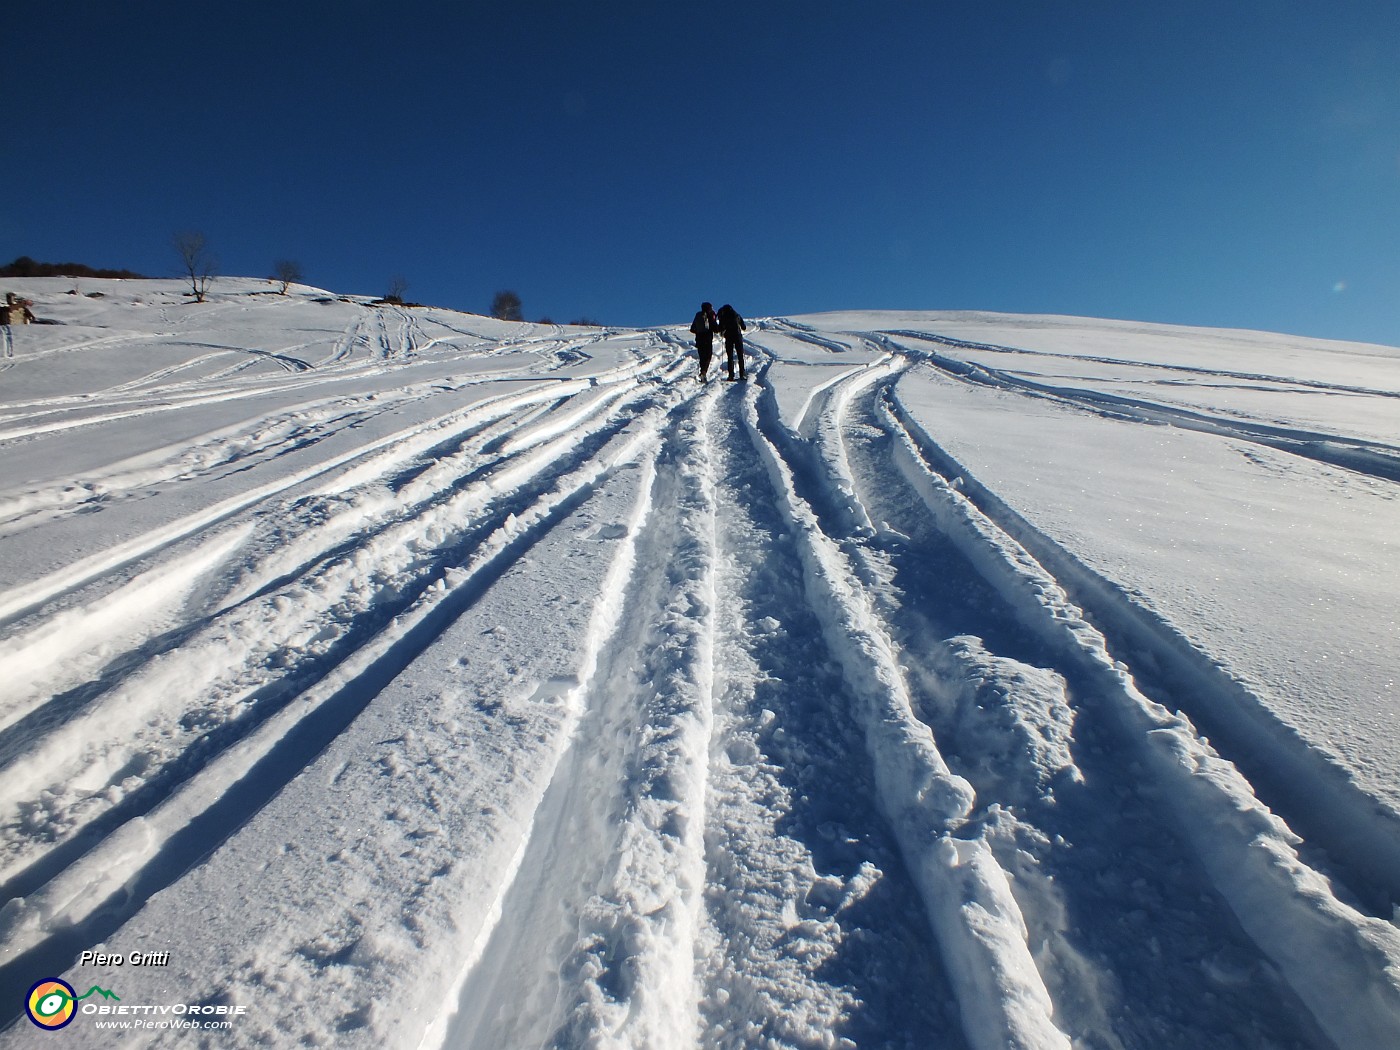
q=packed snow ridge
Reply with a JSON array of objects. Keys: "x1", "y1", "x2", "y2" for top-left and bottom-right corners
[{"x1": 0, "y1": 278, "x2": 1397, "y2": 1049}]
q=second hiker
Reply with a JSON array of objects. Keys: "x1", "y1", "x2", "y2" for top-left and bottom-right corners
[{"x1": 716, "y1": 303, "x2": 747, "y2": 381}]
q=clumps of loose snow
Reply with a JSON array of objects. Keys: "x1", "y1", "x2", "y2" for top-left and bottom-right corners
[{"x1": 927, "y1": 636, "x2": 1082, "y2": 806}]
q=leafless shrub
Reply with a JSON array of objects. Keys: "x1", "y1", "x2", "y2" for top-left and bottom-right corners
[
  {"x1": 173, "y1": 231, "x2": 216, "y2": 302},
  {"x1": 273, "y1": 259, "x2": 304, "y2": 295}
]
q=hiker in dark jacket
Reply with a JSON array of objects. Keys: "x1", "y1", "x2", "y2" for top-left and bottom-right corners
[
  {"x1": 716, "y1": 304, "x2": 747, "y2": 380},
  {"x1": 689, "y1": 302, "x2": 718, "y2": 382}
]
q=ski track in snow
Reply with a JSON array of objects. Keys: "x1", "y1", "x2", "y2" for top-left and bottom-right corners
[
  {"x1": 0, "y1": 283, "x2": 1397, "y2": 1049},
  {"x1": 882, "y1": 330, "x2": 1400, "y2": 484}
]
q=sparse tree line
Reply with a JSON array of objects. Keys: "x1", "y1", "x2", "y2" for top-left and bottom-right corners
[
  {"x1": 0, "y1": 257, "x2": 146, "y2": 280},
  {"x1": 490, "y1": 289, "x2": 599, "y2": 327},
  {"x1": 3, "y1": 238, "x2": 602, "y2": 326}
]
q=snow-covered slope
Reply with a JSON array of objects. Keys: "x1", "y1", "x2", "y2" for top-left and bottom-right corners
[{"x1": 0, "y1": 280, "x2": 1397, "y2": 1049}]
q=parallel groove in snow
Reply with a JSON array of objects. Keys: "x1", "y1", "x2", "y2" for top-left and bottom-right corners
[
  {"x1": 549, "y1": 392, "x2": 718, "y2": 1047},
  {"x1": 428, "y1": 431, "x2": 668, "y2": 1050},
  {"x1": 0, "y1": 394, "x2": 678, "y2": 1013},
  {"x1": 444, "y1": 394, "x2": 715, "y2": 1049},
  {"x1": 829, "y1": 373, "x2": 1329, "y2": 1046},
  {"x1": 696, "y1": 383, "x2": 964, "y2": 1049},
  {"x1": 738, "y1": 374, "x2": 1071, "y2": 1050},
  {"x1": 881, "y1": 380, "x2": 1400, "y2": 914},
  {"x1": 878, "y1": 391, "x2": 1400, "y2": 1050},
  {"x1": 0, "y1": 377, "x2": 615, "y2": 624},
  {"x1": 884, "y1": 330, "x2": 1400, "y2": 485},
  {"x1": 0, "y1": 380, "x2": 652, "y2": 879},
  {"x1": 0, "y1": 365, "x2": 681, "y2": 920}
]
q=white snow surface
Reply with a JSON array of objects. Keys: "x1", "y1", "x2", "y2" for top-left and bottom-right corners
[{"x1": 0, "y1": 281, "x2": 1397, "y2": 1048}]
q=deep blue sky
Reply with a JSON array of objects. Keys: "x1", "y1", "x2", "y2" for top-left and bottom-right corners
[{"x1": 5, "y1": 1, "x2": 1399, "y2": 343}]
